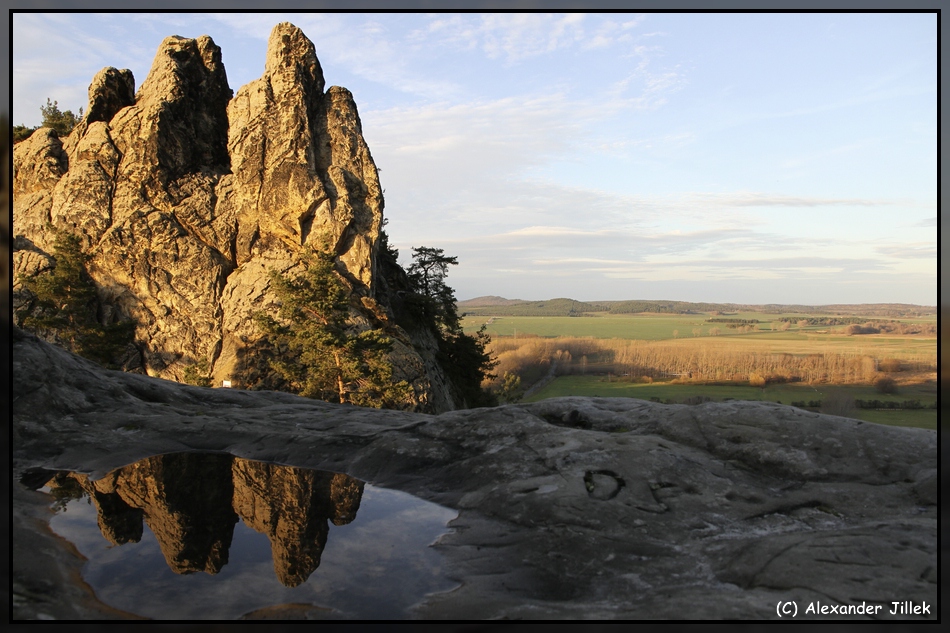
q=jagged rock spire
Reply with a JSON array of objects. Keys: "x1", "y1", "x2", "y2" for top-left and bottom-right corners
[{"x1": 12, "y1": 23, "x2": 455, "y2": 412}]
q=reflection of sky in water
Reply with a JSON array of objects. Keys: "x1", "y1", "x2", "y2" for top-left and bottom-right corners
[{"x1": 47, "y1": 485, "x2": 459, "y2": 619}]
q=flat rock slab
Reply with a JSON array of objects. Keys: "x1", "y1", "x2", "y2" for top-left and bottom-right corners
[{"x1": 13, "y1": 330, "x2": 938, "y2": 620}]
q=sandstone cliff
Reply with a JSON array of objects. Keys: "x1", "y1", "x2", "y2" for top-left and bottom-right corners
[{"x1": 13, "y1": 23, "x2": 455, "y2": 412}]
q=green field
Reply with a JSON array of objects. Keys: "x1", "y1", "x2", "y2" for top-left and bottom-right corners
[
  {"x1": 524, "y1": 376, "x2": 938, "y2": 430},
  {"x1": 464, "y1": 312, "x2": 935, "y2": 342},
  {"x1": 464, "y1": 313, "x2": 936, "y2": 360},
  {"x1": 464, "y1": 313, "x2": 708, "y2": 340},
  {"x1": 471, "y1": 307, "x2": 937, "y2": 430}
]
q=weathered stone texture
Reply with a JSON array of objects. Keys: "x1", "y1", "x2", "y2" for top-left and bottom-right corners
[
  {"x1": 12, "y1": 332, "x2": 938, "y2": 620},
  {"x1": 13, "y1": 22, "x2": 452, "y2": 410}
]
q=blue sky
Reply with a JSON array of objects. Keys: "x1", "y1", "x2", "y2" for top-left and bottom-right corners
[{"x1": 13, "y1": 12, "x2": 937, "y2": 305}]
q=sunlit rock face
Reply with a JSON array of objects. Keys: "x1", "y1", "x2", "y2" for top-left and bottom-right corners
[
  {"x1": 43, "y1": 453, "x2": 365, "y2": 586},
  {"x1": 12, "y1": 22, "x2": 454, "y2": 412}
]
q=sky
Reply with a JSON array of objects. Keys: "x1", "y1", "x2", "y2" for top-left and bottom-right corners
[{"x1": 12, "y1": 12, "x2": 937, "y2": 305}]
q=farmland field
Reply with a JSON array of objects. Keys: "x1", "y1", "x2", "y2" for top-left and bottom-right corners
[
  {"x1": 465, "y1": 310, "x2": 934, "y2": 349},
  {"x1": 523, "y1": 376, "x2": 938, "y2": 430},
  {"x1": 463, "y1": 314, "x2": 710, "y2": 340},
  {"x1": 465, "y1": 307, "x2": 937, "y2": 431},
  {"x1": 463, "y1": 312, "x2": 936, "y2": 345}
]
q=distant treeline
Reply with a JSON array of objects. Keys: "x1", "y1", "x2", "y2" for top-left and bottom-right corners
[
  {"x1": 778, "y1": 316, "x2": 866, "y2": 326},
  {"x1": 706, "y1": 318, "x2": 760, "y2": 324},
  {"x1": 464, "y1": 299, "x2": 748, "y2": 316},
  {"x1": 461, "y1": 297, "x2": 936, "y2": 318},
  {"x1": 603, "y1": 300, "x2": 724, "y2": 314},
  {"x1": 842, "y1": 321, "x2": 937, "y2": 336},
  {"x1": 775, "y1": 317, "x2": 936, "y2": 335}
]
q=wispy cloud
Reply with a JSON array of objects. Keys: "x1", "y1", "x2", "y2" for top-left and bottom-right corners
[
  {"x1": 876, "y1": 244, "x2": 937, "y2": 259},
  {"x1": 13, "y1": 14, "x2": 147, "y2": 118},
  {"x1": 393, "y1": 200, "x2": 934, "y2": 298},
  {"x1": 206, "y1": 13, "x2": 463, "y2": 100},
  {"x1": 505, "y1": 226, "x2": 613, "y2": 238},
  {"x1": 583, "y1": 17, "x2": 645, "y2": 49},
  {"x1": 419, "y1": 14, "x2": 590, "y2": 62},
  {"x1": 766, "y1": 85, "x2": 937, "y2": 121},
  {"x1": 686, "y1": 191, "x2": 897, "y2": 207},
  {"x1": 606, "y1": 44, "x2": 686, "y2": 110}
]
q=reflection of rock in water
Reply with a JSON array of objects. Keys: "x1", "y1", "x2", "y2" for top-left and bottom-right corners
[
  {"x1": 48, "y1": 472, "x2": 145, "y2": 545},
  {"x1": 90, "y1": 479, "x2": 146, "y2": 545},
  {"x1": 45, "y1": 455, "x2": 238, "y2": 574},
  {"x1": 103, "y1": 453, "x2": 238, "y2": 575},
  {"x1": 44, "y1": 454, "x2": 364, "y2": 586},
  {"x1": 232, "y1": 459, "x2": 364, "y2": 587}
]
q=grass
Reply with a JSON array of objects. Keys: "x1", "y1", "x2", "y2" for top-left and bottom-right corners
[
  {"x1": 472, "y1": 309, "x2": 937, "y2": 431},
  {"x1": 524, "y1": 376, "x2": 937, "y2": 430},
  {"x1": 464, "y1": 314, "x2": 703, "y2": 340},
  {"x1": 854, "y1": 409, "x2": 937, "y2": 430},
  {"x1": 662, "y1": 331, "x2": 936, "y2": 358},
  {"x1": 474, "y1": 316, "x2": 936, "y2": 376},
  {"x1": 464, "y1": 313, "x2": 935, "y2": 355}
]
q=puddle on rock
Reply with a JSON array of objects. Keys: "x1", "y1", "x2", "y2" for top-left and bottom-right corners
[{"x1": 26, "y1": 452, "x2": 459, "y2": 620}]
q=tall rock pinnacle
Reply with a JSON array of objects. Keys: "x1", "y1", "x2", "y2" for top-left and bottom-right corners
[
  {"x1": 13, "y1": 23, "x2": 456, "y2": 412},
  {"x1": 221, "y1": 22, "x2": 382, "y2": 284}
]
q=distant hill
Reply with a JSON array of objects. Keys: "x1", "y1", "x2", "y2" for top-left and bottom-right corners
[
  {"x1": 457, "y1": 296, "x2": 527, "y2": 307},
  {"x1": 460, "y1": 297, "x2": 613, "y2": 317},
  {"x1": 458, "y1": 297, "x2": 936, "y2": 318}
]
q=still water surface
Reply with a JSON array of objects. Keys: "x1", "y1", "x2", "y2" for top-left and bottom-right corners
[{"x1": 36, "y1": 452, "x2": 459, "y2": 619}]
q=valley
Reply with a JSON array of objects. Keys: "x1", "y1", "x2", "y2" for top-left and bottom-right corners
[{"x1": 461, "y1": 298, "x2": 937, "y2": 429}]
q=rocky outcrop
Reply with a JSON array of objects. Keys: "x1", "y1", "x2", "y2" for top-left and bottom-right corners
[
  {"x1": 13, "y1": 23, "x2": 454, "y2": 411},
  {"x1": 13, "y1": 331, "x2": 938, "y2": 619}
]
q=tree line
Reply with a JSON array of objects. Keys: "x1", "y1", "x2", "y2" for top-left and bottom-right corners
[{"x1": 377, "y1": 236, "x2": 498, "y2": 408}]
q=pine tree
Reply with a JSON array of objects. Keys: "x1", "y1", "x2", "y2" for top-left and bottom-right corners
[
  {"x1": 40, "y1": 98, "x2": 82, "y2": 137},
  {"x1": 406, "y1": 246, "x2": 497, "y2": 407},
  {"x1": 407, "y1": 246, "x2": 460, "y2": 332},
  {"x1": 14, "y1": 98, "x2": 83, "y2": 143},
  {"x1": 17, "y1": 230, "x2": 134, "y2": 367},
  {"x1": 255, "y1": 245, "x2": 414, "y2": 409}
]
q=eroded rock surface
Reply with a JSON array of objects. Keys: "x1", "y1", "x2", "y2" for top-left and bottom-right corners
[
  {"x1": 13, "y1": 23, "x2": 454, "y2": 411},
  {"x1": 13, "y1": 331, "x2": 938, "y2": 620}
]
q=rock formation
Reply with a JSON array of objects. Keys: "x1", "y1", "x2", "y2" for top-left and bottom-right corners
[
  {"x1": 13, "y1": 331, "x2": 938, "y2": 619},
  {"x1": 13, "y1": 23, "x2": 455, "y2": 411}
]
